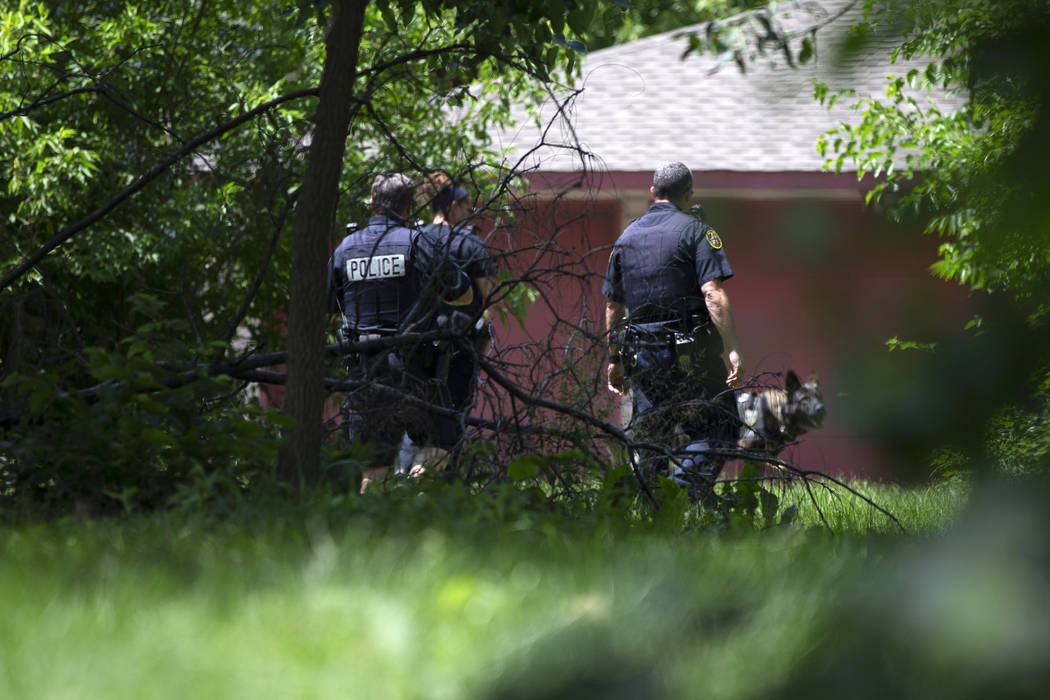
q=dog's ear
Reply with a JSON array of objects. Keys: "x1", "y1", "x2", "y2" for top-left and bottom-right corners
[
  {"x1": 785, "y1": 370, "x2": 801, "y2": 393},
  {"x1": 807, "y1": 371, "x2": 820, "y2": 389}
]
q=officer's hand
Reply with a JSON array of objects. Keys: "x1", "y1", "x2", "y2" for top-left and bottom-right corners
[
  {"x1": 607, "y1": 362, "x2": 625, "y2": 395},
  {"x1": 726, "y1": 350, "x2": 744, "y2": 388}
]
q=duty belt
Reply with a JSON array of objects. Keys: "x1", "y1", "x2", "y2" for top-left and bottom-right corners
[
  {"x1": 622, "y1": 328, "x2": 697, "y2": 348},
  {"x1": 617, "y1": 324, "x2": 709, "y2": 373},
  {"x1": 338, "y1": 327, "x2": 396, "y2": 347}
]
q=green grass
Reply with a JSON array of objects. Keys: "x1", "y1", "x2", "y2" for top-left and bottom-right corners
[
  {"x1": 777, "y1": 477, "x2": 971, "y2": 534},
  {"x1": 4, "y1": 476, "x2": 1047, "y2": 699}
]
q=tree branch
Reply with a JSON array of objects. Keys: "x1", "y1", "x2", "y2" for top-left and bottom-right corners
[
  {"x1": 0, "y1": 87, "x2": 319, "y2": 293},
  {"x1": 218, "y1": 190, "x2": 298, "y2": 353}
]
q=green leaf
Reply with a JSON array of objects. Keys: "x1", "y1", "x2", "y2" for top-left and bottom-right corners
[
  {"x1": 654, "y1": 476, "x2": 691, "y2": 534},
  {"x1": 603, "y1": 463, "x2": 629, "y2": 487},
  {"x1": 759, "y1": 487, "x2": 779, "y2": 526},
  {"x1": 885, "y1": 337, "x2": 937, "y2": 353},
  {"x1": 799, "y1": 35, "x2": 814, "y2": 64},
  {"x1": 507, "y1": 455, "x2": 544, "y2": 481},
  {"x1": 739, "y1": 461, "x2": 763, "y2": 480},
  {"x1": 141, "y1": 427, "x2": 172, "y2": 447},
  {"x1": 267, "y1": 412, "x2": 298, "y2": 429},
  {"x1": 378, "y1": 1, "x2": 397, "y2": 31}
]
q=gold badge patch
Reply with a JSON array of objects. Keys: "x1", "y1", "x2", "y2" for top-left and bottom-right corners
[{"x1": 706, "y1": 229, "x2": 723, "y2": 250}]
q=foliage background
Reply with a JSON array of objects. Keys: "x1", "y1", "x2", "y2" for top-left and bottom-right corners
[{"x1": 1, "y1": 0, "x2": 581, "y2": 509}]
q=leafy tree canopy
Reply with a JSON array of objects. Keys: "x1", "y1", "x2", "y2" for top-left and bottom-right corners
[
  {"x1": 579, "y1": 0, "x2": 768, "y2": 51},
  {"x1": 818, "y1": 0, "x2": 1050, "y2": 300},
  {"x1": 0, "y1": 0, "x2": 599, "y2": 508},
  {"x1": 0, "y1": 0, "x2": 570, "y2": 375},
  {"x1": 807, "y1": 0, "x2": 1050, "y2": 470}
]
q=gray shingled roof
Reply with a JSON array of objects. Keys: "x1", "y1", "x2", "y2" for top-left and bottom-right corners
[{"x1": 491, "y1": 0, "x2": 965, "y2": 174}]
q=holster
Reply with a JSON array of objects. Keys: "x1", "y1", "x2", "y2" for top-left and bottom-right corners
[
  {"x1": 432, "y1": 342, "x2": 452, "y2": 384},
  {"x1": 619, "y1": 318, "x2": 716, "y2": 376},
  {"x1": 340, "y1": 328, "x2": 391, "y2": 377},
  {"x1": 437, "y1": 310, "x2": 489, "y2": 347},
  {"x1": 431, "y1": 311, "x2": 481, "y2": 384},
  {"x1": 439, "y1": 310, "x2": 477, "y2": 334}
]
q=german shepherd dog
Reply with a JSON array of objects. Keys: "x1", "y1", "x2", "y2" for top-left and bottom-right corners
[
  {"x1": 604, "y1": 370, "x2": 825, "y2": 491},
  {"x1": 736, "y1": 370, "x2": 826, "y2": 456}
]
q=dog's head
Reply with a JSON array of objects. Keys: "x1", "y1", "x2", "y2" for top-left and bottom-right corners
[{"x1": 784, "y1": 370, "x2": 826, "y2": 435}]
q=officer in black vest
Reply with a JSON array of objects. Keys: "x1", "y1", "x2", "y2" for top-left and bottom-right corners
[
  {"x1": 419, "y1": 171, "x2": 496, "y2": 414},
  {"x1": 392, "y1": 171, "x2": 497, "y2": 473},
  {"x1": 329, "y1": 172, "x2": 472, "y2": 492},
  {"x1": 602, "y1": 161, "x2": 745, "y2": 499}
]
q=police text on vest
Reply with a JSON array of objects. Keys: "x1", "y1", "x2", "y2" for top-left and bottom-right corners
[{"x1": 345, "y1": 254, "x2": 406, "y2": 281}]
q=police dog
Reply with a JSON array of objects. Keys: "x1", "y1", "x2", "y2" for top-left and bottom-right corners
[
  {"x1": 603, "y1": 369, "x2": 825, "y2": 484},
  {"x1": 736, "y1": 370, "x2": 825, "y2": 456}
]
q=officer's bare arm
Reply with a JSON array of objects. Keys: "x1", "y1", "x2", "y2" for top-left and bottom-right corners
[
  {"x1": 701, "y1": 278, "x2": 745, "y2": 388},
  {"x1": 445, "y1": 274, "x2": 498, "y2": 310},
  {"x1": 445, "y1": 287, "x2": 474, "y2": 306},
  {"x1": 605, "y1": 300, "x2": 627, "y2": 394},
  {"x1": 605, "y1": 300, "x2": 626, "y2": 348}
]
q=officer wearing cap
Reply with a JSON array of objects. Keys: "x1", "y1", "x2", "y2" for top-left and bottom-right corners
[
  {"x1": 329, "y1": 172, "x2": 472, "y2": 492},
  {"x1": 602, "y1": 161, "x2": 745, "y2": 499},
  {"x1": 391, "y1": 171, "x2": 498, "y2": 474},
  {"x1": 419, "y1": 171, "x2": 496, "y2": 414}
]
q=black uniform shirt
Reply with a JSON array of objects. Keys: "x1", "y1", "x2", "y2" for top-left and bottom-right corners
[
  {"x1": 602, "y1": 202, "x2": 733, "y2": 328},
  {"x1": 423, "y1": 222, "x2": 495, "y2": 319},
  {"x1": 330, "y1": 215, "x2": 467, "y2": 334}
]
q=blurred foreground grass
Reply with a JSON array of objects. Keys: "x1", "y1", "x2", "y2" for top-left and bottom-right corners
[{"x1": 2, "y1": 476, "x2": 1047, "y2": 699}]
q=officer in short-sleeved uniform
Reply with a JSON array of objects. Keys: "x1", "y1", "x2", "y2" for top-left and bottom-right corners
[
  {"x1": 418, "y1": 173, "x2": 497, "y2": 422},
  {"x1": 387, "y1": 173, "x2": 499, "y2": 475},
  {"x1": 392, "y1": 220, "x2": 494, "y2": 473},
  {"x1": 329, "y1": 173, "x2": 469, "y2": 484},
  {"x1": 603, "y1": 161, "x2": 745, "y2": 498},
  {"x1": 423, "y1": 220, "x2": 495, "y2": 413}
]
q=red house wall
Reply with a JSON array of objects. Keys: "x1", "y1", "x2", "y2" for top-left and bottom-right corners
[
  {"x1": 491, "y1": 199, "x2": 621, "y2": 358},
  {"x1": 706, "y1": 196, "x2": 971, "y2": 478},
  {"x1": 480, "y1": 199, "x2": 623, "y2": 445}
]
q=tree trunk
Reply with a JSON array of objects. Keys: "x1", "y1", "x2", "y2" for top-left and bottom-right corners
[{"x1": 278, "y1": 0, "x2": 368, "y2": 485}]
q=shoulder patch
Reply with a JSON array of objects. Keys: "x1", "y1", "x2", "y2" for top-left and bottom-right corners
[{"x1": 706, "y1": 229, "x2": 723, "y2": 250}]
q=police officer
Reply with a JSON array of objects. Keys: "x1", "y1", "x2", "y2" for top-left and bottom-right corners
[
  {"x1": 419, "y1": 171, "x2": 496, "y2": 413},
  {"x1": 329, "y1": 172, "x2": 472, "y2": 492},
  {"x1": 602, "y1": 161, "x2": 745, "y2": 499},
  {"x1": 392, "y1": 171, "x2": 497, "y2": 474}
]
